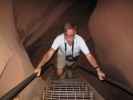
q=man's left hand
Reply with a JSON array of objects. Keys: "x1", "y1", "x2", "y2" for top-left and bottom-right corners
[{"x1": 96, "y1": 68, "x2": 106, "y2": 80}]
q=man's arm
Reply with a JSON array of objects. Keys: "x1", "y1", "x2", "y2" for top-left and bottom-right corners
[
  {"x1": 34, "y1": 48, "x2": 56, "y2": 76},
  {"x1": 37, "y1": 48, "x2": 56, "y2": 68},
  {"x1": 85, "y1": 53, "x2": 99, "y2": 69},
  {"x1": 85, "y1": 53, "x2": 106, "y2": 80}
]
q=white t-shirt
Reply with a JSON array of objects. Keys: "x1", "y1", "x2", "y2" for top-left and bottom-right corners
[{"x1": 51, "y1": 33, "x2": 90, "y2": 57}]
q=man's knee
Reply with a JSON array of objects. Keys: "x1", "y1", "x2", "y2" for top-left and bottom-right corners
[{"x1": 57, "y1": 68, "x2": 64, "y2": 76}]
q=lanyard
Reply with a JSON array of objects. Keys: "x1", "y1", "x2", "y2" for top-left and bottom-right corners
[{"x1": 64, "y1": 36, "x2": 74, "y2": 57}]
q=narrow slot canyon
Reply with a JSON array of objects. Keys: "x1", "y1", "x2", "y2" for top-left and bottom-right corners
[{"x1": 0, "y1": 0, "x2": 133, "y2": 100}]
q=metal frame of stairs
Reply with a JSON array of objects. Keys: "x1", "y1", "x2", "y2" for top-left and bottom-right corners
[{"x1": 42, "y1": 79, "x2": 94, "y2": 100}]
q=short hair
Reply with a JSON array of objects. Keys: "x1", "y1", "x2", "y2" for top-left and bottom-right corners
[{"x1": 64, "y1": 22, "x2": 77, "y2": 31}]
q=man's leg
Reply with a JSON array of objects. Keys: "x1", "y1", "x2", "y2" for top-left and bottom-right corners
[
  {"x1": 65, "y1": 61, "x2": 75, "y2": 78},
  {"x1": 56, "y1": 53, "x2": 65, "y2": 79},
  {"x1": 65, "y1": 61, "x2": 79, "y2": 78}
]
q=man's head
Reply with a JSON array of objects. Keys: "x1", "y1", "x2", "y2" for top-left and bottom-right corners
[{"x1": 64, "y1": 22, "x2": 77, "y2": 36}]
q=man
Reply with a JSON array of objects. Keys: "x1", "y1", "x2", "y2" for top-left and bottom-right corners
[{"x1": 34, "y1": 22, "x2": 106, "y2": 80}]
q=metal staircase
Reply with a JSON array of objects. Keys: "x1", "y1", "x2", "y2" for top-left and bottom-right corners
[
  {"x1": 42, "y1": 79, "x2": 94, "y2": 100},
  {"x1": 1, "y1": 65, "x2": 133, "y2": 100}
]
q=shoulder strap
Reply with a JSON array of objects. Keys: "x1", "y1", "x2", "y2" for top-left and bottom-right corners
[{"x1": 72, "y1": 39, "x2": 74, "y2": 57}]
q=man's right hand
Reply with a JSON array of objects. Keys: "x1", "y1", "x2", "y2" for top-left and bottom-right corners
[{"x1": 34, "y1": 67, "x2": 42, "y2": 77}]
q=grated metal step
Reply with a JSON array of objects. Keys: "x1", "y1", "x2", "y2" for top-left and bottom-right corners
[{"x1": 42, "y1": 79, "x2": 94, "y2": 100}]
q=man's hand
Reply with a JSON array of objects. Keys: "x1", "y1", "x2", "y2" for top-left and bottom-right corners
[
  {"x1": 33, "y1": 48, "x2": 56, "y2": 77},
  {"x1": 34, "y1": 67, "x2": 42, "y2": 77},
  {"x1": 96, "y1": 68, "x2": 106, "y2": 80}
]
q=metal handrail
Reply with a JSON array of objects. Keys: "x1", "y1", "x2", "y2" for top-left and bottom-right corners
[
  {"x1": 79, "y1": 66, "x2": 133, "y2": 96},
  {"x1": 0, "y1": 64, "x2": 52, "y2": 100}
]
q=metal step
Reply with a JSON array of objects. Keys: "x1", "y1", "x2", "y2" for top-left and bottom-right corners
[{"x1": 42, "y1": 79, "x2": 94, "y2": 100}]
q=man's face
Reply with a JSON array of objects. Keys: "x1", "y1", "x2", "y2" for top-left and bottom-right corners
[{"x1": 66, "y1": 28, "x2": 76, "y2": 37}]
